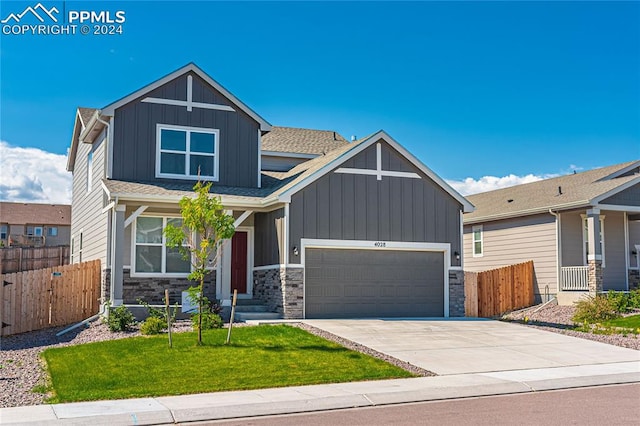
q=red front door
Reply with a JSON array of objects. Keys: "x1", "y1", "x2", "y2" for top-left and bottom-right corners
[{"x1": 231, "y1": 231, "x2": 248, "y2": 294}]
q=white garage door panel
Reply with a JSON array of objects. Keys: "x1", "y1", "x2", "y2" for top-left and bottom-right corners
[{"x1": 305, "y1": 248, "x2": 445, "y2": 319}]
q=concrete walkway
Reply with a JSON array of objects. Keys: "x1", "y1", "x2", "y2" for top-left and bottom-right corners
[{"x1": 1, "y1": 319, "x2": 639, "y2": 425}]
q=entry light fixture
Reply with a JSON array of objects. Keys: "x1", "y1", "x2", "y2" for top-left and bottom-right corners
[
  {"x1": 454, "y1": 251, "x2": 460, "y2": 261},
  {"x1": 293, "y1": 246, "x2": 299, "y2": 256}
]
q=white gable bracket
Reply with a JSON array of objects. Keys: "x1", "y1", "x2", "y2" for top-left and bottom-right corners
[
  {"x1": 334, "y1": 142, "x2": 421, "y2": 180},
  {"x1": 124, "y1": 205, "x2": 148, "y2": 228},
  {"x1": 233, "y1": 210, "x2": 253, "y2": 228},
  {"x1": 141, "y1": 75, "x2": 235, "y2": 112}
]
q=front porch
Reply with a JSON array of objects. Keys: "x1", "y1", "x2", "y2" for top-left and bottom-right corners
[{"x1": 556, "y1": 207, "x2": 640, "y2": 305}]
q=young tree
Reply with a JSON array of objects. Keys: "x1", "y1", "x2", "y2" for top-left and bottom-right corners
[{"x1": 164, "y1": 181, "x2": 235, "y2": 344}]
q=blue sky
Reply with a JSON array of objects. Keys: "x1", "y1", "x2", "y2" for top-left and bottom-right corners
[{"x1": 1, "y1": 1, "x2": 639, "y2": 203}]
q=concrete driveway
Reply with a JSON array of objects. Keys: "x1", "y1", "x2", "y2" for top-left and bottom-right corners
[{"x1": 301, "y1": 318, "x2": 640, "y2": 375}]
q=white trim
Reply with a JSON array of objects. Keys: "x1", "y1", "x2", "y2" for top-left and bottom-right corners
[
  {"x1": 124, "y1": 205, "x2": 148, "y2": 229},
  {"x1": 102, "y1": 202, "x2": 115, "y2": 214},
  {"x1": 233, "y1": 226, "x2": 254, "y2": 298},
  {"x1": 107, "y1": 116, "x2": 114, "y2": 179},
  {"x1": 86, "y1": 150, "x2": 93, "y2": 193},
  {"x1": 449, "y1": 266, "x2": 463, "y2": 271},
  {"x1": 130, "y1": 215, "x2": 192, "y2": 278},
  {"x1": 187, "y1": 75, "x2": 193, "y2": 112},
  {"x1": 278, "y1": 130, "x2": 474, "y2": 213},
  {"x1": 101, "y1": 63, "x2": 272, "y2": 131},
  {"x1": 459, "y1": 210, "x2": 464, "y2": 269},
  {"x1": 300, "y1": 238, "x2": 451, "y2": 318},
  {"x1": 284, "y1": 202, "x2": 290, "y2": 265},
  {"x1": 261, "y1": 151, "x2": 317, "y2": 159},
  {"x1": 472, "y1": 225, "x2": 483, "y2": 257},
  {"x1": 635, "y1": 244, "x2": 640, "y2": 270},
  {"x1": 257, "y1": 129, "x2": 262, "y2": 188},
  {"x1": 595, "y1": 204, "x2": 640, "y2": 213},
  {"x1": 155, "y1": 124, "x2": 220, "y2": 181},
  {"x1": 376, "y1": 142, "x2": 382, "y2": 180},
  {"x1": 233, "y1": 210, "x2": 253, "y2": 228},
  {"x1": 581, "y1": 214, "x2": 605, "y2": 267},
  {"x1": 599, "y1": 161, "x2": 640, "y2": 180},
  {"x1": 141, "y1": 97, "x2": 235, "y2": 112},
  {"x1": 334, "y1": 168, "x2": 421, "y2": 180}
]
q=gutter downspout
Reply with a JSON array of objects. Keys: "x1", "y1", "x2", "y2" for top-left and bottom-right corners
[{"x1": 549, "y1": 208, "x2": 561, "y2": 299}]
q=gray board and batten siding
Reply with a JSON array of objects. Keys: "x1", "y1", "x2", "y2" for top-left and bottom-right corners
[
  {"x1": 111, "y1": 71, "x2": 260, "y2": 188},
  {"x1": 254, "y1": 208, "x2": 285, "y2": 267},
  {"x1": 601, "y1": 183, "x2": 640, "y2": 206},
  {"x1": 288, "y1": 140, "x2": 464, "y2": 267}
]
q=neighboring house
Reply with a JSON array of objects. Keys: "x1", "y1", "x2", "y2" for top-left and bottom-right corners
[
  {"x1": 0, "y1": 202, "x2": 71, "y2": 248},
  {"x1": 66, "y1": 63, "x2": 473, "y2": 319},
  {"x1": 463, "y1": 161, "x2": 640, "y2": 305}
]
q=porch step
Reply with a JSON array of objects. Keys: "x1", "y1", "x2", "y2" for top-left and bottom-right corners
[
  {"x1": 234, "y1": 304, "x2": 270, "y2": 313},
  {"x1": 234, "y1": 312, "x2": 282, "y2": 322}
]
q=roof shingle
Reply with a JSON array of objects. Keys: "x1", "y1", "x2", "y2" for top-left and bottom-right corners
[
  {"x1": 0, "y1": 202, "x2": 71, "y2": 226},
  {"x1": 464, "y1": 161, "x2": 640, "y2": 223},
  {"x1": 262, "y1": 126, "x2": 349, "y2": 155}
]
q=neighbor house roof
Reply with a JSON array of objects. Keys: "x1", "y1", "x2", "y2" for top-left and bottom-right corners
[
  {"x1": 0, "y1": 202, "x2": 71, "y2": 226},
  {"x1": 262, "y1": 126, "x2": 349, "y2": 156},
  {"x1": 464, "y1": 160, "x2": 640, "y2": 224}
]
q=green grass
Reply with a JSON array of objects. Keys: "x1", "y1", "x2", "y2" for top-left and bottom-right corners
[
  {"x1": 42, "y1": 325, "x2": 414, "y2": 403},
  {"x1": 601, "y1": 314, "x2": 640, "y2": 329}
]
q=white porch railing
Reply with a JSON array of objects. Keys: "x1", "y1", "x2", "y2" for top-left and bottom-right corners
[{"x1": 561, "y1": 266, "x2": 589, "y2": 291}]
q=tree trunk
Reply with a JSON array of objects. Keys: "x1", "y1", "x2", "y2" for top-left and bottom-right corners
[{"x1": 198, "y1": 278, "x2": 204, "y2": 344}]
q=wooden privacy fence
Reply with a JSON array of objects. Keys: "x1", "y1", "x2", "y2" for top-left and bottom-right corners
[
  {"x1": 0, "y1": 260, "x2": 101, "y2": 336},
  {"x1": 0, "y1": 246, "x2": 70, "y2": 274},
  {"x1": 465, "y1": 261, "x2": 535, "y2": 317}
]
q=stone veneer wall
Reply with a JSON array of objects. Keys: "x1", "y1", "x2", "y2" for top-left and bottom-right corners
[
  {"x1": 629, "y1": 269, "x2": 640, "y2": 291},
  {"x1": 253, "y1": 267, "x2": 304, "y2": 319},
  {"x1": 448, "y1": 270, "x2": 465, "y2": 317},
  {"x1": 122, "y1": 269, "x2": 216, "y2": 304},
  {"x1": 101, "y1": 268, "x2": 111, "y2": 304}
]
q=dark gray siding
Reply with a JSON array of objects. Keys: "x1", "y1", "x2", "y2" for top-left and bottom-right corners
[
  {"x1": 601, "y1": 183, "x2": 640, "y2": 206},
  {"x1": 254, "y1": 208, "x2": 285, "y2": 266},
  {"x1": 289, "y1": 140, "x2": 463, "y2": 266},
  {"x1": 112, "y1": 72, "x2": 260, "y2": 188}
]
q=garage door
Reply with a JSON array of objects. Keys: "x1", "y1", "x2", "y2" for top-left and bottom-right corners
[{"x1": 305, "y1": 248, "x2": 444, "y2": 319}]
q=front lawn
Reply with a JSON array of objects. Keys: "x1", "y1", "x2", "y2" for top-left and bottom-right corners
[
  {"x1": 42, "y1": 325, "x2": 414, "y2": 403},
  {"x1": 601, "y1": 314, "x2": 640, "y2": 329}
]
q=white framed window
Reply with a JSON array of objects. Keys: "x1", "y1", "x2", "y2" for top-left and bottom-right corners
[
  {"x1": 0, "y1": 224, "x2": 7, "y2": 240},
  {"x1": 472, "y1": 225, "x2": 483, "y2": 257},
  {"x1": 87, "y1": 151, "x2": 93, "y2": 192},
  {"x1": 156, "y1": 124, "x2": 219, "y2": 180},
  {"x1": 582, "y1": 215, "x2": 605, "y2": 267},
  {"x1": 133, "y1": 216, "x2": 191, "y2": 276},
  {"x1": 27, "y1": 226, "x2": 43, "y2": 236},
  {"x1": 71, "y1": 231, "x2": 83, "y2": 263},
  {"x1": 47, "y1": 227, "x2": 58, "y2": 237}
]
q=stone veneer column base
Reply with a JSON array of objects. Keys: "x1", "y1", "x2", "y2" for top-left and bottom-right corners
[
  {"x1": 101, "y1": 268, "x2": 111, "y2": 304},
  {"x1": 588, "y1": 260, "x2": 603, "y2": 296},
  {"x1": 253, "y1": 266, "x2": 304, "y2": 319},
  {"x1": 120, "y1": 270, "x2": 216, "y2": 304},
  {"x1": 448, "y1": 270, "x2": 465, "y2": 317},
  {"x1": 629, "y1": 269, "x2": 639, "y2": 291}
]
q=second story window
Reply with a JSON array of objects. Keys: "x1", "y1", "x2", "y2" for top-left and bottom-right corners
[{"x1": 156, "y1": 124, "x2": 219, "y2": 180}]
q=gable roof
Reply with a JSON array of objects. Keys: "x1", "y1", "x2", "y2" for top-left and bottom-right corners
[
  {"x1": 271, "y1": 130, "x2": 475, "y2": 212},
  {"x1": 464, "y1": 160, "x2": 640, "y2": 224},
  {"x1": 0, "y1": 202, "x2": 71, "y2": 226},
  {"x1": 101, "y1": 63, "x2": 271, "y2": 131},
  {"x1": 262, "y1": 126, "x2": 349, "y2": 155},
  {"x1": 66, "y1": 107, "x2": 98, "y2": 172}
]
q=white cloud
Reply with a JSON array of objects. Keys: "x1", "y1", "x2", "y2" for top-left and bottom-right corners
[
  {"x1": 0, "y1": 141, "x2": 72, "y2": 204},
  {"x1": 447, "y1": 173, "x2": 559, "y2": 196}
]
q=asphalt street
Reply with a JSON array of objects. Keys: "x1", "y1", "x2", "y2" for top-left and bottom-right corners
[{"x1": 199, "y1": 384, "x2": 640, "y2": 426}]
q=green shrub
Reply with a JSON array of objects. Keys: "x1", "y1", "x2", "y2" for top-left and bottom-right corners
[
  {"x1": 105, "y1": 304, "x2": 136, "y2": 332},
  {"x1": 606, "y1": 291, "x2": 631, "y2": 313},
  {"x1": 140, "y1": 317, "x2": 166, "y2": 335},
  {"x1": 629, "y1": 289, "x2": 640, "y2": 309},
  {"x1": 572, "y1": 296, "x2": 619, "y2": 324},
  {"x1": 191, "y1": 312, "x2": 223, "y2": 330}
]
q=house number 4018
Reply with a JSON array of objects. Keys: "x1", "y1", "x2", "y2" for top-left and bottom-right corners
[{"x1": 374, "y1": 242, "x2": 386, "y2": 247}]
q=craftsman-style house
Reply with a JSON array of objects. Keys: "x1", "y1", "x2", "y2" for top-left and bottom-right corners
[{"x1": 67, "y1": 63, "x2": 473, "y2": 319}]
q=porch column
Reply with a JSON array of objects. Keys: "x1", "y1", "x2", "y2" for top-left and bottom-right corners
[
  {"x1": 111, "y1": 205, "x2": 126, "y2": 306},
  {"x1": 586, "y1": 209, "x2": 603, "y2": 295},
  {"x1": 219, "y1": 210, "x2": 233, "y2": 306}
]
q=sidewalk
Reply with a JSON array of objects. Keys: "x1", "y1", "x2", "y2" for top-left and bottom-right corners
[{"x1": 2, "y1": 361, "x2": 639, "y2": 425}]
